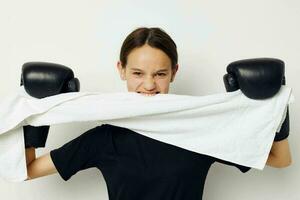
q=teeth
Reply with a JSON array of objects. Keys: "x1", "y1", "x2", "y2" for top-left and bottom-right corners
[
  {"x1": 141, "y1": 93, "x2": 155, "y2": 96},
  {"x1": 137, "y1": 92, "x2": 159, "y2": 96}
]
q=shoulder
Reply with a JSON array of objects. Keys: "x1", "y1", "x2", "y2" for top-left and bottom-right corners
[
  {"x1": 77, "y1": 124, "x2": 112, "y2": 150},
  {"x1": 99, "y1": 124, "x2": 140, "y2": 138},
  {"x1": 83, "y1": 124, "x2": 135, "y2": 148},
  {"x1": 81, "y1": 124, "x2": 109, "y2": 138}
]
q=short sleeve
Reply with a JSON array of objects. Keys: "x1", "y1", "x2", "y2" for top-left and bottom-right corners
[
  {"x1": 50, "y1": 125, "x2": 111, "y2": 181},
  {"x1": 213, "y1": 157, "x2": 251, "y2": 173}
]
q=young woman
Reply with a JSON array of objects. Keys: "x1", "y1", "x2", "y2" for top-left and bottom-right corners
[{"x1": 25, "y1": 27, "x2": 292, "y2": 199}]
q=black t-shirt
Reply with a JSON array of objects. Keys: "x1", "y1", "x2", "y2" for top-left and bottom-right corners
[{"x1": 50, "y1": 124, "x2": 250, "y2": 200}]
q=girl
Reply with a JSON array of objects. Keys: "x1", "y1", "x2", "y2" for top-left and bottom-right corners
[{"x1": 25, "y1": 27, "x2": 292, "y2": 200}]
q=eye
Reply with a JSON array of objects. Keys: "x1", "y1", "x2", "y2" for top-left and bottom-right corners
[
  {"x1": 133, "y1": 72, "x2": 142, "y2": 76},
  {"x1": 157, "y1": 73, "x2": 166, "y2": 76}
]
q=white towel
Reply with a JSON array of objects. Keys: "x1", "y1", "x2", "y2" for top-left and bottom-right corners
[{"x1": 0, "y1": 85, "x2": 295, "y2": 182}]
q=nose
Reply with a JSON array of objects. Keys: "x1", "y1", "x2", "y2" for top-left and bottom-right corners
[{"x1": 142, "y1": 76, "x2": 156, "y2": 91}]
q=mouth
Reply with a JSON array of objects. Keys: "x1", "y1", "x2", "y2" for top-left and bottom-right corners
[{"x1": 137, "y1": 92, "x2": 160, "y2": 96}]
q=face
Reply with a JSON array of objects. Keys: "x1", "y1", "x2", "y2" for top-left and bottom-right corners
[{"x1": 117, "y1": 44, "x2": 178, "y2": 96}]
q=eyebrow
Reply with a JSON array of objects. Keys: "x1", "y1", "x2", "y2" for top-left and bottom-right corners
[{"x1": 130, "y1": 68, "x2": 169, "y2": 72}]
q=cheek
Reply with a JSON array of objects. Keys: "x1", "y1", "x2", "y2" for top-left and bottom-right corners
[
  {"x1": 126, "y1": 77, "x2": 142, "y2": 89},
  {"x1": 152, "y1": 78, "x2": 171, "y2": 91}
]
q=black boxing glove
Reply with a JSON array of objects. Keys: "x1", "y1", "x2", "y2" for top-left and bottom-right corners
[
  {"x1": 20, "y1": 62, "x2": 80, "y2": 148},
  {"x1": 223, "y1": 58, "x2": 289, "y2": 141}
]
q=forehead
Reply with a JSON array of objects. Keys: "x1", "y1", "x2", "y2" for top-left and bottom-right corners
[{"x1": 127, "y1": 45, "x2": 171, "y2": 70}]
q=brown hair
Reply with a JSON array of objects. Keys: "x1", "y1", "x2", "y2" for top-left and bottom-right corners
[{"x1": 119, "y1": 27, "x2": 178, "y2": 71}]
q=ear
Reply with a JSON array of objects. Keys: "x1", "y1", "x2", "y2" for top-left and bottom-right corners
[
  {"x1": 170, "y1": 64, "x2": 179, "y2": 82},
  {"x1": 117, "y1": 61, "x2": 126, "y2": 81}
]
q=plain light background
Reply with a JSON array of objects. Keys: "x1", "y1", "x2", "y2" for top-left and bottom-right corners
[{"x1": 0, "y1": 0, "x2": 299, "y2": 199}]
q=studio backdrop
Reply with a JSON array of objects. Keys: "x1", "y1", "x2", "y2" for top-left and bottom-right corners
[{"x1": 0, "y1": 0, "x2": 299, "y2": 200}]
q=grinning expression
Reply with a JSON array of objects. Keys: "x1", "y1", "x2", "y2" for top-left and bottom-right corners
[{"x1": 117, "y1": 44, "x2": 178, "y2": 96}]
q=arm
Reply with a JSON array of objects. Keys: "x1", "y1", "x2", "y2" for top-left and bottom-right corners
[
  {"x1": 223, "y1": 58, "x2": 292, "y2": 169},
  {"x1": 25, "y1": 126, "x2": 105, "y2": 182},
  {"x1": 266, "y1": 139, "x2": 292, "y2": 168},
  {"x1": 25, "y1": 148, "x2": 57, "y2": 181},
  {"x1": 21, "y1": 62, "x2": 80, "y2": 180}
]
